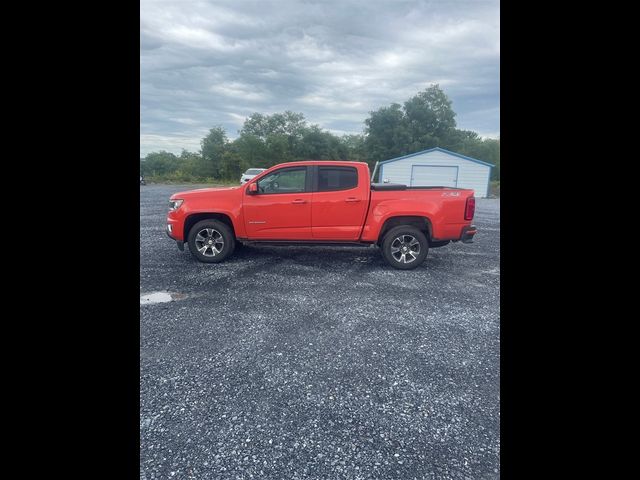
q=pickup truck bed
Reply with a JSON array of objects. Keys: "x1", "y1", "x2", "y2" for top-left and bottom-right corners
[{"x1": 167, "y1": 161, "x2": 477, "y2": 269}]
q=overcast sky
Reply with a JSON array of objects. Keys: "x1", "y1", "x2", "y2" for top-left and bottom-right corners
[{"x1": 140, "y1": 0, "x2": 499, "y2": 156}]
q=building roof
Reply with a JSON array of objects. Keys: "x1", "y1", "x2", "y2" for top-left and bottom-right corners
[{"x1": 378, "y1": 147, "x2": 494, "y2": 168}]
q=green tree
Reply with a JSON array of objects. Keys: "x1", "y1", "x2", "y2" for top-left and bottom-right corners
[
  {"x1": 176, "y1": 150, "x2": 209, "y2": 180},
  {"x1": 143, "y1": 151, "x2": 179, "y2": 176},
  {"x1": 201, "y1": 126, "x2": 228, "y2": 178},
  {"x1": 298, "y1": 126, "x2": 330, "y2": 159},
  {"x1": 445, "y1": 129, "x2": 480, "y2": 153},
  {"x1": 264, "y1": 134, "x2": 294, "y2": 164},
  {"x1": 340, "y1": 134, "x2": 365, "y2": 159},
  {"x1": 241, "y1": 111, "x2": 307, "y2": 139},
  {"x1": 364, "y1": 103, "x2": 411, "y2": 163},
  {"x1": 232, "y1": 134, "x2": 269, "y2": 169},
  {"x1": 476, "y1": 137, "x2": 500, "y2": 180},
  {"x1": 240, "y1": 111, "x2": 308, "y2": 163},
  {"x1": 239, "y1": 113, "x2": 269, "y2": 138},
  {"x1": 219, "y1": 145, "x2": 246, "y2": 180},
  {"x1": 364, "y1": 84, "x2": 461, "y2": 163},
  {"x1": 403, "y1": 84, "x2": 457, "y2": 151}
]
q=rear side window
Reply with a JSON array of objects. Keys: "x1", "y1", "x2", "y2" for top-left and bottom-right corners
[{"x1": 317, "y1": 167, "x2": 358, "y2": 191}]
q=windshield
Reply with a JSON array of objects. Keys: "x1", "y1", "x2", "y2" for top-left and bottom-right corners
[{"x1": 245, "y1": 169, "x2": 265, "y2": 175}]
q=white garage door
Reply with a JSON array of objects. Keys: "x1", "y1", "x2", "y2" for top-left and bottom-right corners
[{"x1": 410, "y1": 165, "x2": 458, "y2": 187}]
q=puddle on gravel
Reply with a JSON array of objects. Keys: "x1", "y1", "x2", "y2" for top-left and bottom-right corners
[{"x1": 140, "y1": 291, "x2": 188, "y2": 305}]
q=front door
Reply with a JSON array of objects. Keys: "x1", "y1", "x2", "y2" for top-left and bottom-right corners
[{"x1": 243, "y1": 166, "x2": 313, "y2": 239}]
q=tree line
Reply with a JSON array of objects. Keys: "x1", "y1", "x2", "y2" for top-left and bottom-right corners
[{"x1": 140, "y1": 85, "x2": 500, "y2": 183}]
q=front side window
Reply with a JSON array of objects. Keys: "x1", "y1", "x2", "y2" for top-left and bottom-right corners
[
  {"x1": 317, "y1": 167, "x2": 358, "y2": 191},
  {"x1": 257, "y1": 167, "x2": 306, "y2": 194}
]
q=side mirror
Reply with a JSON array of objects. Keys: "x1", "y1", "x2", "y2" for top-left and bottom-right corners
[{"x1": 247, "y1": 183, "x2": 258, "y2": 194}]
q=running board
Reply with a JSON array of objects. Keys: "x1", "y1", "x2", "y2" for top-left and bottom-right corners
[{"x1": 237, "y1": 239, "x2": 375, "y2": 248}]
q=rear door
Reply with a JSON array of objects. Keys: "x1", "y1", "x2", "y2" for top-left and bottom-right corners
[
  {"x1": 410, "y1": 165, "x2": 458, "y2": 187},
  {"x1": 243, "y1": 166, "x2": 313, "y2": 239},
  {"x1": 311, "y1": 165, "x2": 368, "y2": 240}
]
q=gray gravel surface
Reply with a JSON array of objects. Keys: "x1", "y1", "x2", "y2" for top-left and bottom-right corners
[{"x1": 140, "y1": 184, "x2": 500, "y2": 479}]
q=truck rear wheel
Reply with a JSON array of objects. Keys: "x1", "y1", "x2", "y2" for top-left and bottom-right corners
[
  {"x1": 187, "y1": 219, "x2": 236, "y2": 263},
  {"x1": 381, "y1": 226, "x2": 429, "y2": 270}
]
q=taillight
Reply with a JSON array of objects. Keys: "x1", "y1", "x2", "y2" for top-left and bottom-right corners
[{"x1": 465, "y1": 196, "x2": 476, "y2": 220}]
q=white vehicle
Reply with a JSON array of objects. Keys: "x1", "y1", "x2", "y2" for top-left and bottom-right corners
[{"x1": 240, "y1": 168, "x2": 266, "y2": 184}]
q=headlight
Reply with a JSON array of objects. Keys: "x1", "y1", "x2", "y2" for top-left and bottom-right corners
[{"x1": 169, "y1": 199, "x2": 184, "y2": 211}]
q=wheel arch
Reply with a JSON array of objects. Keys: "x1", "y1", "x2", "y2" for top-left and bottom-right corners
[
  {"x1": 377, "y1": 216, "x2": 432, "y2": 245},
  {"x1": 184, "y1": 212, "x2": 236, "y2": 241}
]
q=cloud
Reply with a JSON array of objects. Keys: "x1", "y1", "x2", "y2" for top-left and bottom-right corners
[{"x1": 140, "y1": 0, "x2": 500, "y2": 156}]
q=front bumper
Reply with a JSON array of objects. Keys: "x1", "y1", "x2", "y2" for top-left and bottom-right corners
[
  {"x1": 460, "y1": 225, "x2": 477, "y2": 243},
  {"x1": 166, "y1": 224, "x2": 184, "y2": 251}
]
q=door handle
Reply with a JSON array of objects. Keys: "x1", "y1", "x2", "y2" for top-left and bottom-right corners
[
  {"x1": 291, "y1": 199, "x2": 307, "y2": 204},
  {"x1": 345, "y1": 197, "x2": 361, "y2": 203}
]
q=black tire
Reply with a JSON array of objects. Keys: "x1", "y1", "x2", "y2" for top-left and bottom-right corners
[
  {"x1": 187, "y1": 219, "x2": 236, "y2": 263},
  {"x1": 381, "y1": 225, "x2": 429, "y2": 270}
]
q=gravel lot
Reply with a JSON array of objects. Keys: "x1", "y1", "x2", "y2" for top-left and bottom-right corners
[{"x1": 140, "y1": 184, "x2": 500, "y2": 479}]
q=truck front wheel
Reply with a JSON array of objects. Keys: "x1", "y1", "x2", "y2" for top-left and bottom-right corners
[
  {"x1": 381, "y1": 226, "x2": 429, "y2": 270},
  {"x1": 187, "y1": 219, "x2": 236, "y2": 263}
]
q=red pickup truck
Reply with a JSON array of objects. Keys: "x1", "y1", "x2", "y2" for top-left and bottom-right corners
[{"x1": 166, "y1": 161, "x2": 476, "y2": 269}]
